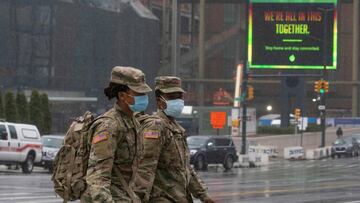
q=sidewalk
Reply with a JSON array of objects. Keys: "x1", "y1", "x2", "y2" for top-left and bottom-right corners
[{"x1": 232, "y1": 127, "x2": 360, "y2": 157}]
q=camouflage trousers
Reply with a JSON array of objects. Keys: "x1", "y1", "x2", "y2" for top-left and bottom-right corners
[{"x1": 80, "y1": 185, "x2": 134, "y2": 203}]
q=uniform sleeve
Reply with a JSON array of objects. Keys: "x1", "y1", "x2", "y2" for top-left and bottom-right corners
[
  {"x1": 85, "y1": 118, "x2": 119, "y2": 203},
  {"x1": 134, "y1": 119, "x2": 164, "y2": 202},
  {"x1": 188, "y1": 162, "x2": 212, "y2": 202}
]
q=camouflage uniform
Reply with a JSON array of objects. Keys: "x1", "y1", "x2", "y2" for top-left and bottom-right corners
[
  {"x1": 135, "y1": 76, "x2": 212, "y2": 203},
  {"x1": 81, "y1": 66, "x2": 151, "y2": 203}
]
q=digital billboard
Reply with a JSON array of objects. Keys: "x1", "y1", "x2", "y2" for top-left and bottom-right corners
[{"x1": 248, "y1": 0, "x2": 337, "y2": 69}]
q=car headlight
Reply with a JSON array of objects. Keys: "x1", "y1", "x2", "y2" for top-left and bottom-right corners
[{"x1": 190, "y1": 149, "x2": 198, "y2": 155}]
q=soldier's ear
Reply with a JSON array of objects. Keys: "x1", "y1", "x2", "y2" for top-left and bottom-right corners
[
  {"x1": 118, "y1": 92, "x2": 130, "y2": 102},
  {"x1": 117, "y1": 92, "x2": 124, "y2": 101}
]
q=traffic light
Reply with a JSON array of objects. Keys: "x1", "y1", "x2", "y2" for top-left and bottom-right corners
[
  {"x1": 247, "y1": 85, "x2": 254, "y2": 100},
  {"x1": 314, "y1": 80, "x2": 321, "y2": 93},
  {"x1": 319, "y1": 80, "x2": 325, "y2": 94},
  {"x1": 294, "y1": 108, "x2": 301, "y2": 120},
  {"x1": 323, "y1": 80, "x2": 329, "y2": 93}
]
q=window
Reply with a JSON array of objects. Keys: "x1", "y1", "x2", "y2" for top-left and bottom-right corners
[
  {"x1": 0, "y1": 125, "x2": 7, "y2": 140},
  {"x1": 214, "y1": 138, "x2": 230, "y2": 147},
  {"x1": 8, "y1": 125, "x2": 18, "y2": 139},
  {"x1": 181, "y1": 16, "x2": 190, "y2": 34},
  {"x1": 22, "y1": 129, "x2": 39, "y2": 139}
]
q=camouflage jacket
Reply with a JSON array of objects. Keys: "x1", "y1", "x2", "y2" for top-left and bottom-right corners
[
  {"x1": 134, "y1": 110, "x2": 210, "y2": 203},
  {"x1": 81, "y1": 104, "x2": 142, "y2": 203}
]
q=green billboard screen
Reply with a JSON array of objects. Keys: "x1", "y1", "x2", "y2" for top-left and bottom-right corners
[{"x1": 248, "y1": 0, "x2": 337, "y2": 69}]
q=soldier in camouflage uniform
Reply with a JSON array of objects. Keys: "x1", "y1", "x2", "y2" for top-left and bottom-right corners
[
  {"x1": 81, "y1": 66, "x2": 151, "y2": 203},
  {"x1": 135, "y1": 76, "x2": 215, "y2": 203}
]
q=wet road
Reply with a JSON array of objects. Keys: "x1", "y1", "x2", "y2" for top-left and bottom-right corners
[
  {"x1": 0, "y1": 157, "x2": 360, "y2": 203},
  {"x1": 199, "y1": 158, "x2": 360, "y2": 203}
]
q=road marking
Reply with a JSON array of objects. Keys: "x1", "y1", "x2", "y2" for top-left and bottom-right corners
[
  {"x1": 0, "y1": 193, "x2": 29, "y2": 197},
  {"x1": 0, "y1": 196, "x2": 56, "y2": 200},
  {"x1": 210, "y1": 182, "x2": 360, "y2": 198},
  {"x1": 0, "y1": 185, "x2": 54, "y2": 191},
  {"x1": 17, "y1": 200, "x2": 65, "y2": 203}
]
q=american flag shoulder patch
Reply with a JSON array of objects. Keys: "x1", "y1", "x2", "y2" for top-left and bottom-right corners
[
  {"x1": 144, "y1": 130, "x2": 160, "y2": 139},
  {"x1": 92, "y1": 131, "x2": 109, "y2": 144}
]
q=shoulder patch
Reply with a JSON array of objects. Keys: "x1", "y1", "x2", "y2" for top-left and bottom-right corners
[
  {"x1": 92, "y1": 131, "x2": 109, "y2": 144},
  {"x1": 144, "y1": 130, "x2": 160, "y2": 139}
]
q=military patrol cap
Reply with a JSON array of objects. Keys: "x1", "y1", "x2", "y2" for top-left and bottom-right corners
[
  {"x1": 110, "y1": 66, "x2": 152, "y2": 93},
  {"x1": 155, "y1": 76, "x2": 185, "y2": 93}
]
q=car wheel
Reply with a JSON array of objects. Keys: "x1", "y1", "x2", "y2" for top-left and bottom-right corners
[
  {"x1": 194, "y1": 155, "x2": 207, "y2": 171},
  {"x1": 22, "y1": 154, "x2": 34, "y2": 174},
  {"x1": 223, "y1": 155, "x2": 234, "y2": 170}
]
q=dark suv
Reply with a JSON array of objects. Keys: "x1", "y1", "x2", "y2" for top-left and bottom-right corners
[
  {"x1": 187, "y1": 135, "x2": 238, "y2": 170},
  {"x1": 331, "y1": 136, "x2": 360, "y2": 158}
]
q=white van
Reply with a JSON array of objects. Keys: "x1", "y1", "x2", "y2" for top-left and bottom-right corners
[{"x1": 0, "y1": 121, "x2": 42, "y2": 173}]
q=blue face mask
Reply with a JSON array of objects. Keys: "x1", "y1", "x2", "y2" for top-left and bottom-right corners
[
  {"x1": 129, "y1": 95, "x2": 149, "y2": 112},
  {"x1": 163, "y1": 99, "x2": 184, "y2": 118}
]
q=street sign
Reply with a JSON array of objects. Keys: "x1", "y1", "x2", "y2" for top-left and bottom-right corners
[
  {"x1": 318, "y1": 105, "x2": 326, "y2": 110},
  {"x1": 248, "y1": 0, "x2": 337, "y2": 69},
  {"x1": 210, "y1": 112, "x2": 227, "y2": 129}
]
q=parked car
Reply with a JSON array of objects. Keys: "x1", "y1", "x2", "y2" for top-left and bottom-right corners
[
  {"x1": 331, "y1": 136, "x2": 360, "y2": 158},
  {"x1": 40, "y1": 135, "x2": 64, "y2": 172},
  {"x1": 187, "y1": 135, "x2": 238, "y2": 171},
  {"x1": 0, "y1": 121, "x2": 42, "y2": 173},
  {"x1": 351, "y1": 133, "x2": 360, "y2": 144}
]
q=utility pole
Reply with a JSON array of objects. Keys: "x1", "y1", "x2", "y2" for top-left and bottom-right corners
[
  {"x1": 171, "y1": 0, "x2": 178, "y2": 76},
  {"x1": 241, "y1": 0, "x2": 250, "y2": 155},
  {"x1": 352, "y1": 0, "x2": 359, "y2": 117},
  {"x1": 318, "y1": 7, "x2": 332, "y2": 147},
  {"x1": 198, "y1": 0, "x2": 205, "y2": 106},
  {"x1": 162, "y1": 0, "x2": 170, "y2": 73},
  {"x1": 321, "y1": 8, "x2": 326, "y2": 147}
]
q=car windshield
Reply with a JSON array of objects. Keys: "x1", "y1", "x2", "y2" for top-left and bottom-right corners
[
  {"x1": 187, "y1": 137, "x2": 208, "y2": 147},
  {"x1": 352, "y1": 134, "x2": 360, "y2": 140},
  {"x1": 334, "y1": 139, "x2": 346, "y2": 145},
  {"x1": 42, "y1": 137, "x2": 64, "y2": 149}
]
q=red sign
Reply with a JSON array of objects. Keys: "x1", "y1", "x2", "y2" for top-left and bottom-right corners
[{"x1": 210, "y1": 112, "x2": 227, "y2": 129}]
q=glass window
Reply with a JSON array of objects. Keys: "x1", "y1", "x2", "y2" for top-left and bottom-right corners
[
  {"x1": 8, "y1": 125, "x2": 18, "y2": 139},
  {"x1": 214, "y1": 138, "x2": 230, "y2": 147},
  {"x1": 0, "y1": 125, "x2": 7, "y2": 140},
  {"x1": 42, "y1": 137, "x2": 64, "y2": 148},
  {"x1": 187, "y1": 137, "x2": 208, "y2": 147},
  {"x1": 22, "y1": 129, "x2": 39, "y2": 139}
]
